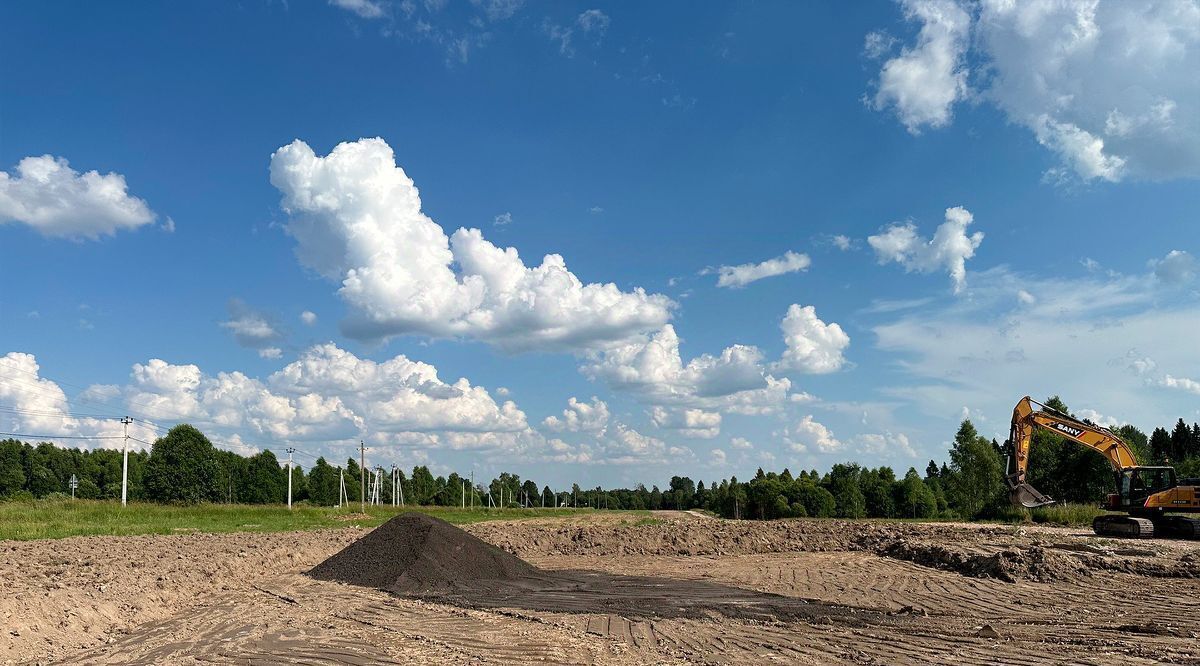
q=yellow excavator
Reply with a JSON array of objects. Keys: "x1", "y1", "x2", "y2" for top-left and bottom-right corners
[{"x1": 1005, "y1": 396, "x2": 1200, "y2": 538}]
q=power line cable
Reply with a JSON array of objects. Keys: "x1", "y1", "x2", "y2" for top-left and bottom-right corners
[
  {"x1": 0, "y1": 404, "x2": 125, "y2": 420},
  {"x1": 0, "y1": 372, "x2": 171, "y2": 436},
  {"x1": 0, "y1": 402, "x2": 170, "y2": 437},
  {"x1": 0, "y1": 363, "x2": 176, "y2": 428},
  {"x1": 0, "y1": 431, "x2": 124, "y2": 440}
]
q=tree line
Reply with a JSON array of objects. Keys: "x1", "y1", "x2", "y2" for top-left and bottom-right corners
[{"x1": 4, "y1": 397, "x2": 1200, "y2": 521}]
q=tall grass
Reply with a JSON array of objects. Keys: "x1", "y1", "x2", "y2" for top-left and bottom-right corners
[
  {"x1": 0, "y1": 497, "x2": 596, "y2": 541},
  {"x1": 1029, "y1": 502, "x2": 1111, "y2": 526},
  {"x1": 991, "y1": 502, "x2": 1110, "y2": 527}
]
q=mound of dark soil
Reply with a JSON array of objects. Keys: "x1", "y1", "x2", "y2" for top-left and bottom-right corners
[
  {"x1": 308, "y1": 512, "x2": 539, "y2": 594},
  {"x1": 308, "y1": 512, "x2": 881, "y2": 626}
]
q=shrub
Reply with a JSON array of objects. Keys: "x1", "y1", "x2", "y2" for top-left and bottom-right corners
[{"x1": 4, "y1": 490, "x2": 34, "y2": 503}]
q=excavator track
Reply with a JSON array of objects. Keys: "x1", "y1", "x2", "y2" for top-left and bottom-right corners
[
  {"x1": 1152, "y1": 515, "x2": 1200, "y2": 539},
  {"x1": 1093, "y1": 515, "x2": 1155, "y2": 538}
]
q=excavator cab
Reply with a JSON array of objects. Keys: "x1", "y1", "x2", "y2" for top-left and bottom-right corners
[{"x1": 1118, "y1": 466, "x2": 1177, "y2": 507}]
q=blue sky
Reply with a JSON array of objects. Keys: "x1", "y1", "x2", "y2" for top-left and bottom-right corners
[{"x1": 2, "y1": 0, "x2": 1198, "y2": 488}]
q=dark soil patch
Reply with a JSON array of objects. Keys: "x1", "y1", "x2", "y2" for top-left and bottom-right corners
[
  {"x1": 879, "y1": 540, "x2": 1073, "y2": 583},
  {"x1": 309, "y1": 513, "x2": 884, "y2": 625}
]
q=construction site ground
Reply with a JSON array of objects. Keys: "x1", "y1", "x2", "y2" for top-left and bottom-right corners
[{"x1": 5, "y1": 511, "x2": 1200, "y2": 665}]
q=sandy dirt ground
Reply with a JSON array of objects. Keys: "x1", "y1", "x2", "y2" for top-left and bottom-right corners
[{"x1": 5, "y1": 512, "x2": 1200, "y2": 665}]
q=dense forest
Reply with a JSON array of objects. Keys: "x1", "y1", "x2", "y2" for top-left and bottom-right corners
[{"x1": 4, "y1": 396, "x2": 1200, "y2": 521}]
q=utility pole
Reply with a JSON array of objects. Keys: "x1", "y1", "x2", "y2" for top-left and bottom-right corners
[
  {"x1": 359, "y1": 440, "x2": 366, "y2": 513},
  {"x1": 470, "y1": 471, "x2": 474, "y2": 509},
  {"x1": 120, "y1": 416, "x2": 132, "y2": 507},
  {"x1": 286, "y1": 447, "x2": 295, "y2": 509},
  {"x1": 338, "y1": 467, "x2": 348, "y2": 507},
  {"x1": 462, "y1": 480, "x2": 465, "y2": 509}
]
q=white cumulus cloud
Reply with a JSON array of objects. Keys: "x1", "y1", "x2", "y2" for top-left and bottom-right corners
[
  {"x1": 868, "y1": 206, "x2": 983, "y2": 293},
  {"x1": 543, "y1": 396, "x2": 610, "y2": 433},
  {"x1": 583, "y1": 324, "x2": 794, "y2": 414},
  {"x1": 649, "y1": 406, "x2": 721, "y2": 439},
  {"x1": 870, "y1": 0, "x2": 1200, "y2": 181},
  {"x1": 270, "y1": 138, "x2": 673, "y2": 351},
  {"x1": 777, "y1": 304, "x2": 850, "y2": 374},
  {"x1": 0, "y1": 155, "x2": 156, "y2": 240},
  {"x1": 711, "y1": 251, "x2": 811, "y2": 288},
  {"x1": 870, "y1": 0, "x2": 970, "y2": 133},
  {"x1": 1152, "y1": 250, "x2": 1197, "y2": 284},
  {"x1": 856, "y1": 431, "x2": 917, "y2": 458},
  {"x1": 784, "y1": 415, "x2": 844, "y2": 454},
  {"x1": 1158, "y1": 374, "x2": 1200, "y2": 396}
]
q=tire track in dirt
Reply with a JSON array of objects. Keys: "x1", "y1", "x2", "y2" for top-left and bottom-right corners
[
  {"x1": 60, "y1": 575, "x2": 670, "y2": 665},
  {"x1": 12, "y1": 513, "x2": 1200, "y2": 665}
]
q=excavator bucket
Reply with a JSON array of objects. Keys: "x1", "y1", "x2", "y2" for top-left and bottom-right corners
[{"x1": 1009, "y1": 482, "x2": 1055, "y2": 509}]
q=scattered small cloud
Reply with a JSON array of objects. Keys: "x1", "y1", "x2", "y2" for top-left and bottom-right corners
[
  {"x1": 543, "y1": 396, "x2": 610, "y2": 433},
  {"x1": 471, "y1": 0, "x2": 524, "y2": 22},
  {"x1": 868, "y1": 206, "x2": 983, "y2": 294},
  {"x1": 1110, "y1": 349, "x2": 1157, "y2": 377},
  {"x1": 709, "y1": 251, "x2": 811, "y2": 289},
  {"x1": 661, "y1": 94, "x2": 697, "y2": 110},
  {"x1": 300, "y1": 311, "x2": 318, "y2": 326},
  {"x1": 221, "y1": 299, "x2": 285, "y2": 353},
  {"x1": 1152, "y1": 250, "x2": 1197, "y2": 284},
  {"x1": 862, "y1": 30, "x2": 896, "y2": 60},
  {"x1": 493, "y1": 211, "x2": 512, "y2": 226},
  {"x1": 1158, "y1": 374, "x2": 1200, "y2": 396},
  {"x1": 649, "y1": 405, "x2": 721, "y2": 439},
  {"x1": 783, "y1": 415, "x2": 843, "y2": 453},
  {"x1": 544, "y1": 9, "x2": 611, "y2": 58},
  {"x1": 0, "y1": 154, "x2": 156, "y2": 240},
  {"x1": 329, "y1": 0, "x2": 385, "y2": 19},
  {"x1": 576, "y1": 9, "x2": 609, "y2": 35},
  {"x1": 856, "y1": 431, "x2": 916, "y2": 458},
  {"x1": 588, "y1": 206, "x2": 604, "y2": 215}
]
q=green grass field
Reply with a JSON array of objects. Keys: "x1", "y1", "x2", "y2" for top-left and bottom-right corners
[
  {"x1": 0, "y1": 497, "x2": 600, "y2": 541},
  {"x1": 988, "y1": 502, "x2": 1111, "y2": 527}
]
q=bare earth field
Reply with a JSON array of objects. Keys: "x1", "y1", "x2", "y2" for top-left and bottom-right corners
[{"x1": 5, "y1": 512, "x2": 1200, "y2": 665}]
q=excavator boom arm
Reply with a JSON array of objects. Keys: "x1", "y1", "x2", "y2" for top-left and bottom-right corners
[{"x1": 1005, "y1": 396, "x2": 1139, "y2": 508}]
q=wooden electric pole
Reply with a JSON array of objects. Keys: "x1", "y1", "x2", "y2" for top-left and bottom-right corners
[{"x1": 359, "y1": 440, "x2": 366, "y2": 513}]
